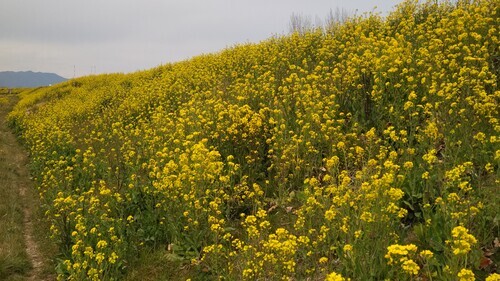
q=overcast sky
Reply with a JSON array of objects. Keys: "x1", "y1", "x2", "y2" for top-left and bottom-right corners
[{"x1": 0, "y1": 0, "x2": 402, "y2": 78}]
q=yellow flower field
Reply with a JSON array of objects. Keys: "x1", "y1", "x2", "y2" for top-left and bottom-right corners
[{"x1": 8, "y1": 0, "x2": 499, "y2": 280}]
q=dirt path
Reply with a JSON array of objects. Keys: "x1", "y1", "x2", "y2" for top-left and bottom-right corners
[{"x1": 0, "y1": 94, "x2": 49, "y2": 281}]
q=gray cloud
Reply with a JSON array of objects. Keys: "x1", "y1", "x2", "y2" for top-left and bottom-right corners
[{"x1": 0, "y1": 0, "x2": 401, "y2": 78}]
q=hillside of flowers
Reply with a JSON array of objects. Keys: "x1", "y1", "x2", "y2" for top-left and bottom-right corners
[{"x1": 8, "y1": 0, "x2": 499, "y2": 280}]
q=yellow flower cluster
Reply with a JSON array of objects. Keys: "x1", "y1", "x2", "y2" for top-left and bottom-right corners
[
  {"x1": 486, "y1": 273, "x2": 500, "y2": 281},
  {"x1": 385, "y1": 244, "x2": 420, "y2": 275},
  {"x1": 325, "y1": 272, "x2": 348, "y2": 281},
  {"x1": 450, "y1": 226, "x2": 477, "y2": 256},
  {"x1": 457, "y1": 268, "x2": 475, "y2": 281}
]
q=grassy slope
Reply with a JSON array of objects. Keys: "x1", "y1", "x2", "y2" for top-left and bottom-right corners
[{"x1": 7, "y1": 1, "x2": 500, "y2": 280}]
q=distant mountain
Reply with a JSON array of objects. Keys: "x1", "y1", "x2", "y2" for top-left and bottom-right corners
[{"x1": 0, "y1": 71, "x2": 67, "y2": 88}]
